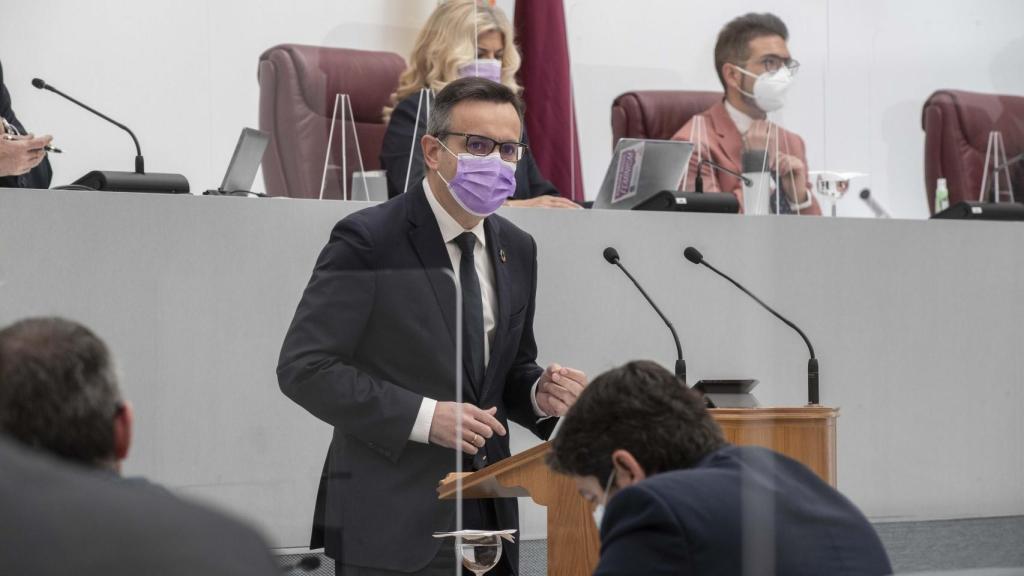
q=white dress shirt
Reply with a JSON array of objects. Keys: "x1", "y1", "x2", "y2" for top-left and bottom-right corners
[
  {"x1": 408, "y1": 180, "x2": 547, "y2": 444},
  {"x1": 725, "y1": 100, "x2": 754, "y2": 136}
]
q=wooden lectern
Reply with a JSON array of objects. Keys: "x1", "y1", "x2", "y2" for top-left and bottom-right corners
[{"x1": 438, "y1": 406, "x2": 837, "y2": 576}]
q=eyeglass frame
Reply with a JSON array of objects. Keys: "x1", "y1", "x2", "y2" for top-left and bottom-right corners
[
  {"x1": 736, "y1": 54, "x2": 801, "y2": 75},
  {"x1": 435, "y1": 131, "x2": 528, "y2": 163}
]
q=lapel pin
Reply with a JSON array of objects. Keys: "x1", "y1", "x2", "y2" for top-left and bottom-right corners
[{"x1": 499, "y1": 249, "x2": 508, "y2": 263}]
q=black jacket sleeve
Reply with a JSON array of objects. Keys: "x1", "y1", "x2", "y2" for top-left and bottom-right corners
[
  {"x1": 0, "y1": 62, "x2": 53, "y2": 190},
  {"x1": 276, "y1": 216, "x2": 423, "y2": 462}
]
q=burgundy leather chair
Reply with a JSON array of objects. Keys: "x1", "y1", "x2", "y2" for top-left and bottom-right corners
[
  {"x1": 258, "y1": 44, "x2": 405, "y2": 199},
  {"x1": 922, "y1": 90, "x2": 1024, "y2": 212},
  {"x1": 611, "y1": 90, "x2": 723, "y2": 148}
]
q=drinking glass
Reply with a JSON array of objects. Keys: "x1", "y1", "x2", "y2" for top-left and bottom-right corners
[{"x1": 458, "y1": 534, "x2": 503, "y2": 575}]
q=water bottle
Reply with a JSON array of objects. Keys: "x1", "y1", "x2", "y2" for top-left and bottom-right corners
[{"x1": 935, "y1": 178, "x2": 950, "y2": 213}]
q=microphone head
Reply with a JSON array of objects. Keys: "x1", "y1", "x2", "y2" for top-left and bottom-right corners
[
  {"x1": 31, "y1": 78, "x2": 47, "y2": 90},
  {"x1": 859, "y1": 188, "x2": 871, "y2": 200},
  {"x1": 683, "y1": 247, "x2": 703, "y2": 265},
  {"x1": 603, "y1": 247, "x2": 620, "y2": 265}
]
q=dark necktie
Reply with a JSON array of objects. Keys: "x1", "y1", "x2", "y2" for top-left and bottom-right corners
[{"x1": 454, "y1": 232, "x2": 485, "y2": 391}]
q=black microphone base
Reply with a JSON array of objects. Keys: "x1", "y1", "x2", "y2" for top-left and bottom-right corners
[
  {"x1": 931, "y1": 201, "x2": 1024, "y2": 221},
  {"x1": 634, "y1": 191, "x2": 740, "y2": 214},
  {"x1": 694, "y1": 379, "x2": 760, "y2": 408},
  {"x1": 71, "y1": 171, "x2": 190, "y2": 194}
]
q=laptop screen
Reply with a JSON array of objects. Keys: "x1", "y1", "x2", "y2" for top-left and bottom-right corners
[
  {"x1": 220, "y1": 128, "x2": 270, "y2": 193},
  {"x1": 592, "y1": 139, "x2": 693, "y2": 210}
]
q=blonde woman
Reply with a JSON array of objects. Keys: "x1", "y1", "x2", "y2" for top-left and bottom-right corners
[{"x1": 380, "y1": 0, "x2": 578, "y2": 208}]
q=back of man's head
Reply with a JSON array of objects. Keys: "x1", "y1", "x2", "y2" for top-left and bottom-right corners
[
  {"x1": 0, "y1": 317, "x2": 129, "y2": 469},
  {"x1": 549, "y1": 360, "x2": 725, "y2": 480},
  {"x1": 714, "y1": 12, "x2": 789, "y2": 89}
]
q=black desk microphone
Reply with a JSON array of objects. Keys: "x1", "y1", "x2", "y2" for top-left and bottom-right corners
[{"x1": 32, "y1": 77, "x2": 189, "y2": 193}]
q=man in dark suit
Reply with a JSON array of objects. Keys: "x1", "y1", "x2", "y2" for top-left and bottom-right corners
[
  {"x1": 0, "y1": 60, "x2": 53, "y2": 189},
  {"x1": 278, "y1": 77, "x2": 588, "y2": 575},
  {"x1": 0, "y1": 435, "x2": 280, "y2": 576},
  {"x1": 549, "y1": 361, "x2": 893, "y2": 576}
]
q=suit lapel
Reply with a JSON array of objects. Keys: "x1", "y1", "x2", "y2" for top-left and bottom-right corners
[
  {"x1": 406, "y1": 185, "x2": 479, "y2": 403},
  {"x1": 709, "y1": 101, "x2": 744, "y2": 174},
  {"x1": 481, "y1": 217, "x2": 511, "y2": 402}
]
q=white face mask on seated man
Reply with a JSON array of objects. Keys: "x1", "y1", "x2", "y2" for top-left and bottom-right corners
[
  {"x1": 591, "y1": 468, "x2": 617, "y2": 530},
  {"x1": 732, "y1": 64, "x2": 795, "y2": 113}
]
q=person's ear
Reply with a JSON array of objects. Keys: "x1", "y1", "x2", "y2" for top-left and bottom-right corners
[
  {"x1": 610, "y1": 449, "x2": 647, "y2": 488},
  {"x1": 723, "y1": 63, "x2": 743, "y2": 92},
  {"x1": 422, "y1": 134, "x2": 443, "y2": 172},
  {"x1": 113, "y1": 400, "x2": 133, "y2": 465}
]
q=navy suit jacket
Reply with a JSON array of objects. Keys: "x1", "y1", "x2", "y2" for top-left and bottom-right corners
[
  {"x1": 596, "y1": 445, "x2": 892, "y2": 576},
  {"x1": 380, "y1": 92, "x2": 558, "y2": 200},
  {"x1": 0, "y1": 61, "x2": 52, "y2": 190},
  {"x1": 277, "y1": 183, "x2": 554, "y2": 573}
]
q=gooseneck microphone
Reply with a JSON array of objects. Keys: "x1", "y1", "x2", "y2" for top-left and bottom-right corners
[
  {"x1": 694, "y1": 159, "x2": 753, "y2": 193},
  {"x1": 683, "y1": 247, "x2": 819, "y2": 405},
  {"x1": 603, "y1": 247, "x2": 687, "y2": 385},
  {"x1": 31, "y1": 77, "x2": 188, "y2": 193},
  {"x1": 33, "y1": 78, "x2": 144, "y2": 174},
  {"x1": 859, "y1": 189, "x2": 891, "y2": 219}
]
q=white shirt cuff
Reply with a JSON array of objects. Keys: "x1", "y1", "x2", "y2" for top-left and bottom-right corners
[
  {"x1": 530, "y1": 377, "x2": 551, "y2": 419},
  {"x1": 791, "y1": 187, "x2": 815, "y2": 211},
  {"x1": 409, "y1": 397, "x2": 437, "y2": 444}
]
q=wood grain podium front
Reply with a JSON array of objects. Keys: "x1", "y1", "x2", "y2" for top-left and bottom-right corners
[
  {"x1": 437, "y1": 406, "x2": 838, "y2": 575},
  {"x1": 713, "y1": 406, "x2": 838, "y2": 486}
]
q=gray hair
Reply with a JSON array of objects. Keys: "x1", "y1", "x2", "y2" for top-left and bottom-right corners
[
  {"x1": 426, "y1": 76, "x2": 525, "y2": 137},
  {"x1": 0, "y1": 317, "x2": 123, "y2": 466}
]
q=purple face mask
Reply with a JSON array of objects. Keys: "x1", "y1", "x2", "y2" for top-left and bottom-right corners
[
  {"x1": 437, "y1": 142, "x2": 517, "y2": 217},
  {"x1": 457, "y1": 59, "x2": 502, "y2": 84}
]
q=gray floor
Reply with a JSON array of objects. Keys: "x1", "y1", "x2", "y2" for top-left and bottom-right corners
[
  {"x1": 276, "y1": 516, "x2": 1024, "y2": 575},
  {"x1": 875, "y1": 516, "x2": 1024, "y2": 573}
]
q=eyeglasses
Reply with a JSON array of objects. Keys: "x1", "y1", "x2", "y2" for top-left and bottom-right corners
[
  {"x1": 752, "y1": 55, "x2": 800, "y2": 75},
  {"x1": 438, "y1": 132, "x2": 527, "y2": 163}
]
